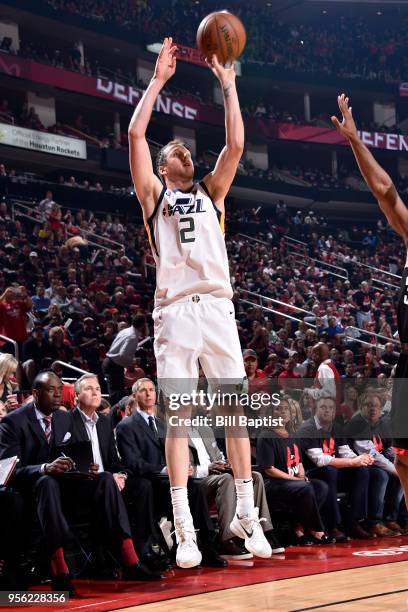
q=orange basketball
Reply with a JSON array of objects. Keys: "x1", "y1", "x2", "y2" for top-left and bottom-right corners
[{"x1": 196, "y1": 10, "x2": 246, "y2": 64}]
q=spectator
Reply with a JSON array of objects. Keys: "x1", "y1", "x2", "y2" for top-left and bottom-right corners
[
  {"x1": 257, "y1": 400, "x2": 331, "y2": 545},
  {"x1": 379, "y1": 342, "x2": 399, "y2": 372},
  {"x1": 0, "y1": 371, "x2": 161, "y2": 594},
  {"x1": 298, "y1": 395, "x2": 377, "y2": 540},
  {"x1": 32, "y1": 285, "x2": 51, "y2": 314},
  {"x1": 0, "y1": 286, "x2": 32, "y2": 348},
  {"x1": 39, "y1": 190, "x2": 55, "y2": 220},
  {"x1": 50, "y1": 362, "x2": 75, "y2": 410},
  {"x1": 323, "y1": 317, "x2": 345, "y2": 344},
  {"x1": 116, "y1": 378, "x2": 228, "y2": 567},
  {"x1": 345, "y1": 390, "x2": 404, "y2": 536},
  {"x1": 48, "y1": 327, "x2": 73, "y2": 362},
  {"x1": 187, "y1": 423, "x2": 278, "y2": 559},
  {"x1": 70, "y1": 373, "x2": 168, "y2": 571},
  {"x1": 103, "y1": 315, "x2": 147, "y2": 403},
  {"x1": 278, "y1": 357, "x2": 302, "y2": 391},
  {"x1": 304, "y1": 343, "x2": 341, "y2": 407},
  {"x1": 124, "y1": 357, "x2": 145, "y2": 390},
  {"x1": 22, "y1": 325, "x2": 52, "y2": 385},
  {"x1": 0, "y1": 353, "x2": 18, "y2": 408},
  {"x1": 353, "y1": 281, "x2": 375, "y2": 328}
]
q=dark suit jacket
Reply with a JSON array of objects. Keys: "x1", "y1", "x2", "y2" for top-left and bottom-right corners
[
  {"x1": 116, "y1": 411, "x2": 199, "y2": 477},
  {"x1": 116, "y1": 411, "x2": 166, "y2": 477},
  {"x1": 69, "y1": 407, "x2": 126, "y2": 474},
  {"x1": 0, "y1": 402, "x2": 72, "y2": 486}
]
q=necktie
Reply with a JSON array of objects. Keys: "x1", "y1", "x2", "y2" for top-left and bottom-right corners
[
  {"x1": 148, "y1": 416, "x2": 158, "y2": 439},
  {"x1": 43, "y1": 415, "x2": 52, "y2": 443}
]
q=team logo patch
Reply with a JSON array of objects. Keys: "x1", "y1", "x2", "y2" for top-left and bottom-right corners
[{"x1": 163, "y1": 195, "x2": 205, "y2": 217}]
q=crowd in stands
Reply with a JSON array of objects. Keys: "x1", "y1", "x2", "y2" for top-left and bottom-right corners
[
  {"x1": 5, "y1": 35, "x2": 407, "y2": 137},
  {"x1": 42, "y1": 0, "x2": 408, "y2": 83},
  {"x1": 0, "y1": 168, "x2": 408, "y2": 591},
  {"x1": 0, "y1": 167, "x2": 406, "y2": 575}
]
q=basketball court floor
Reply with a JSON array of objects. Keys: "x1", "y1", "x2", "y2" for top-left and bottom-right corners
[{"x1": 23, "y1": 535, "x2": 408, "y2": 611}]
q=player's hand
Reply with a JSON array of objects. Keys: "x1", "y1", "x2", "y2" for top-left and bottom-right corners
[
  {"x1": 205, "y1": 54, "x2": 236, "y2": 89},
  {"x1": 154, "y1": 37, "x2": 177, "y2": 83},
  {"x1": 331, "y1": 93, "x2": 358, "y2": 141}
]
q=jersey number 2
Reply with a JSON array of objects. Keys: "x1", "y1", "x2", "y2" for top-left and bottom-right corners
[{"x1": 179, "y1": 217, "x2": 195, "y2": 243}]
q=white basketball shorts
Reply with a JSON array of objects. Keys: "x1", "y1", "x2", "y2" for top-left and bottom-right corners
[{"x1": 152, "y1": 295, "x2": 246, "y2": 396}]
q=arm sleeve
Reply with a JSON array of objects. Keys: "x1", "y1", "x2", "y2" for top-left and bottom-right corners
[
  {"x1": 256, "y1": 437, "x2": 275, "y2": 469},
  {"x1": 195, "y1": 464, "x2": 209, "y2": 478},
  {"x1": 306, "y1": 364, "x2": 336, "y2": 400},
  {"x1": 337, "y1": 444, "x2": 357, "y2": 459},
  {"x1": 0, "y1": 418, "x2": 43, "y2": 480},
  {"x1": 305, "y1": 447, "x2": 334, "y2": 468}
]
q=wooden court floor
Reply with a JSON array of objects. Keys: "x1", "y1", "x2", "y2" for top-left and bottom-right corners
[{"x1": 121, "y1": 561, "x2": 408, "y2": 612}]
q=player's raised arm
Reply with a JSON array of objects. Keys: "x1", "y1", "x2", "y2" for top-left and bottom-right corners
[
  {"x1": 332, "y1": 93, "x2": 408, "y2": 241},
  {"x1": 202, "y1": 55, "x2": 244, "y2": 210},
  {"x1": 128, "y1": 37, "x2": 177, "y2": 218}
]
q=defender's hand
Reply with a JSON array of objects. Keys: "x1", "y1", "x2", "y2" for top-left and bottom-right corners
[
  {"x1": 331, "y1": 93, "x2": 358, "y2": 141},
  {"x1": 154, "y1": 37, "x2": 177, "y2": 83},
  {"x1": 205, "y1": 54, "x2": 236, "y2": 89}
]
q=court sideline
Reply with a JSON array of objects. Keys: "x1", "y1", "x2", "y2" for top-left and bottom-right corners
[{"x1": 119, "y1": 561, "x2": 408, "y2": 612}]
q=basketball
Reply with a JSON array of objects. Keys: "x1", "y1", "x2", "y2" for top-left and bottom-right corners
[
  {"x1": 196, "y1": 11, "x2": 246, "y2": 64},
  {"x1": 65, "y1": 235, "x2": 88, "y2": 249}
]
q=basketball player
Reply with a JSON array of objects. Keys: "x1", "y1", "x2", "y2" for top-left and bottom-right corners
[
  {"x1": 332, "y1": 94, "x2": 408, "y2": 504},
  {"x1": 128, "y1": 37, "x2": 271, "y2": 567}
]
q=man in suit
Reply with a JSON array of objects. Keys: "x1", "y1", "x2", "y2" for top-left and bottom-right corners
[
  {"x1": 187, "y1": 423, "x2": 283, "y2": 558},
  {"x1": 0, "y1": 372, "x2": 160, "y2": 596},
  {"x1": 71, "y1": 373, "x2": 169, "y2": 570},
  {"x1": 0, "y1": 371, "x2": 76, "y2": 593},
  {"x1": 116, "y1": 378, "x2": 227, "y2": 567}
]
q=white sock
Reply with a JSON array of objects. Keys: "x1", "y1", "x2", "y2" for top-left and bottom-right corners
[
  {"x1": 170, "y1": 486, "x2": 192, "y2": 522},
  {"x1": 235, "y1": 478, "x2": 255, "y2": 517}
]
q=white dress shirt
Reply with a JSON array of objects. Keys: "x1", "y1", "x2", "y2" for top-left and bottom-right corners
[
  {"x1": 305, "y1": 416, "x2": 357, "y2": 468},
  {"x1": 35, "y1": 406, "x2": 50, "y2": 434},
  {"x1": 137, "y1": 408, "x2": 158, "y2": 434},
  {"x1": 188, "y1": 428, "x2": 212, "y2": 478},
  {"x1": 78, "y1": 409, "x2": 104, "y2": 472}
]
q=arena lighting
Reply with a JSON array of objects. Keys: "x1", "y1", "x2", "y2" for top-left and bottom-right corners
[{"x1": 146, "y1": 42, "x2": 242, "y2": 75}]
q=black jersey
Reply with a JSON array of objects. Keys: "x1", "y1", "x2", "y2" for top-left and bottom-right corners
[
  {"x1": 397, "y1": 267, "x2": 408, "y2": 343},
  {"x1": 391, "y1": 266, "x2": 408, "y2": 449}
]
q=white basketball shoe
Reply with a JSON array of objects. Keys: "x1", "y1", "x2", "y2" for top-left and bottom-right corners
[
  {"x1": 173, "y1": 517, "x2": 202, "y2": 568},
  {"x1": 230, "y1": 507, "x2": 272, "y2": 558}
]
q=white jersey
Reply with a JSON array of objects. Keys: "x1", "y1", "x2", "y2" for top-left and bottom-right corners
[{"x1": 146, "y1": 181, "x2": 233, "y2": 307}]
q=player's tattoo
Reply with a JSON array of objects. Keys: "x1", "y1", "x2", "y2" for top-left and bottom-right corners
[{"x1": 223, "y1": 84, "x2": 232, "y2": 98}]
